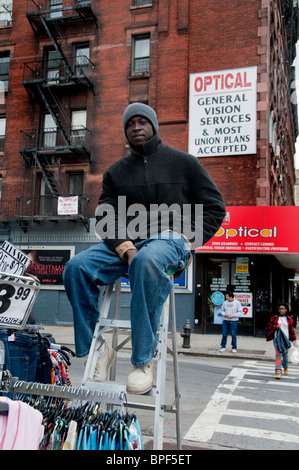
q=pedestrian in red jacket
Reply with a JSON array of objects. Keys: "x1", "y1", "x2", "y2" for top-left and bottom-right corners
[{"x1": 266, "y1": 303, "x2": 297, "y2": 379}]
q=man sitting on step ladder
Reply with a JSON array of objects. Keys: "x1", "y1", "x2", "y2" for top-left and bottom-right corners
[{"x1": 63, "y1": 103, "x2": 226, "y2": 395}]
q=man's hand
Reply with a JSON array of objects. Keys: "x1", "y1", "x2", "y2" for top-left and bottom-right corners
[{"x1": 126, "y1": 248, "x2": 138, "y2": 266}]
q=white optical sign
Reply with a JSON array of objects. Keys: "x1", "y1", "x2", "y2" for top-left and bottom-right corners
[{"x1": 189, "y1": 66, "x2": 257, "y2": 157}]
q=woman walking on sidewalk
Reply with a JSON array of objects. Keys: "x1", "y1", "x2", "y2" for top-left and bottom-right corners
[{"x1": 266, "y1": 303, "x2": 297, "y2": 379}]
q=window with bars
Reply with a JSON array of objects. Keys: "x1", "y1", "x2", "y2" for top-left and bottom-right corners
[
  {"x1": 49, "y1": 0, "x2": 63, "y2": 19},
  {"x1": 0, "y1": 1, "x2": 12, "y2": 26},
  {"x1": 132, "y1": 35, "x2": 150, "y2": 73},
  {"x1": 43, "y1": 113, "x2": 57, "y2": 148},
  {"x1": 74, "y1": 44, "x2": 90, "y2": 76},
  {"x1": 71, "y1": 110, "x2": 87, "y2": 146},
  {"x1": 45, "y1": 49, "x2": 61, "y2": 85}
]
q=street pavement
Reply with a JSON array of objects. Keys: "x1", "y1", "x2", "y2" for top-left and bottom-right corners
[
  {"x1": 44, "y1": 323, "x2": 276, "y2": 361},
  {"x1": 42, "y1": 324, "x2": 289, "y2": 451}
]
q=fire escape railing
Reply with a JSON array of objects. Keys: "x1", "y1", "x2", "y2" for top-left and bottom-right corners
[
  {"x1": 20, "y1": 126, "x2": 92, "y2": 157},
  {"x1": 16, "y1": 0, "x2": 97, "y2": 230},
  {"x1": 23, "y1": 55, "x2": 94, "y2": 88},
  {"x1": 26, "y1": 0, "x2": 98, "y2": 28},
  {"x1": 0, "y1": 196, "x2": 89, "y2": 219}
]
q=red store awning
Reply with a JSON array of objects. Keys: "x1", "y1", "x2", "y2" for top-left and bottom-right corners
[{"x1": 196, "y1": 206, "x2": 299, "y2": 269}]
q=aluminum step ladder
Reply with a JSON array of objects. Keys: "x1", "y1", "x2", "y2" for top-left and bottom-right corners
[{"x1": 81, "y1": 277, "x2": 181, "y2": 450}]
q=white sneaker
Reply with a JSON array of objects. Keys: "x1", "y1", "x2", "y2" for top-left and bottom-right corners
[
  {"x1": 232, "y1": 349, "x2": 237, "y2": 353},
  {"x1": 93, "y1": 343, "x2": 116, "y2": 381},
  {"x1": 219, "y1": 348, "x2": 226, "y2": 352},
  {"x1": 126, "y1": 361, "x2": 154, "y2": 395}
]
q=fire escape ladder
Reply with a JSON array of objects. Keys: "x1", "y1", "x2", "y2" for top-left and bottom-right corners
[
  {"x1": 39, "y1": 15, "x2": 73, "y2": 78},
  {"x1": 32, "y1": 151, "x2": 60, "y2": 199},
  {"x1": 37, "y1": 84, "x2": 71, "y2": 146},
  {"x1": 17, "y1": 1, "x2": 97, "y2": 230}
]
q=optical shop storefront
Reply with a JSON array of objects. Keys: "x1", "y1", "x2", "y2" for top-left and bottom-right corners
[{"x1": 194, "y1": 206, "x2": 299, "y2": 337}]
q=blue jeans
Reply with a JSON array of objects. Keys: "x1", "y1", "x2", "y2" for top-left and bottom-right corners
[
  {"x1": 63, "y1": 232, "x2": 191, "y2": 366},
  {"x1": 221, "y1": 320, "x2": 238, "y2": 349},
  {"x1": 274, "y1": 339, "x2": 288, "y2": 371},
  {"x1": 0, "y1": 329, "x2": 39, "y2": 382}
]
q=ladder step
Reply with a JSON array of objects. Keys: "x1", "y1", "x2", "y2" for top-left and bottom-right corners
[{"x1": 99, "y1": 318, "x2": 131, "y2": 330}]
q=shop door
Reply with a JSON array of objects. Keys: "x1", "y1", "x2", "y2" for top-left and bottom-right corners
[{"x1": 195, "y1": 254, "x2": 254, "y2": 334}]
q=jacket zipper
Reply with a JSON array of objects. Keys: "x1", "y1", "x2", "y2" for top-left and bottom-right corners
[{"x1": 144, "y1": 155, "x2": 150, "y2": 204}]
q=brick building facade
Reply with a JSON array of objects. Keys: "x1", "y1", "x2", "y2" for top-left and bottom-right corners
[{"x1": 0, "y1": 0, "x2": 297, "y2": 331}]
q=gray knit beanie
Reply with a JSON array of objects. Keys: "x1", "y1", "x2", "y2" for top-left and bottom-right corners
[{"x1": 122, "y1": 102, "x2": 158, "y2": 137}]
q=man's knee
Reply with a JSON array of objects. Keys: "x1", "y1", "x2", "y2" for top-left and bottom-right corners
[
  {"x1": 130, "y1": 248, "x2": 158, "y2": 271},
  {"x1": 63, "y1": 252, "x2": 83, "y2": 280}
]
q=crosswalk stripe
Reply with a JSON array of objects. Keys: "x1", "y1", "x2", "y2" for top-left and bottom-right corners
[
  {"x1": 184, "y1": 367, "x2": 247, "y2": 442},
  {"x1": 240, "y1": 379, "x2": 299, "y2": 388},
  {"x1": 227, "y1": 393, "x2": 299, "y2": 409},
  {"x1": 214, "y1": 424, "x2": 299, "y2": 444},
  {"x1": 184, "y1": 361, "x2": 299, "y2": 445},
  {"x1": 224, "y1": 407, "x2": 299, "y2": 423}
]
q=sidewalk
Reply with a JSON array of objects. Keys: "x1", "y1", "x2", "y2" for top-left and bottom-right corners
[
  {"x1": 43, "y1": 324, "x2": 292, "y2": 451},
  {"x1": 44, "y1": 324, "x2": 279, "y2": 361}
]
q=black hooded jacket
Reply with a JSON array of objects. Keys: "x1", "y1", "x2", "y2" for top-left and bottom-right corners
[{"x1": 95, "y1": 133, "x2": 226, "y2": 252}]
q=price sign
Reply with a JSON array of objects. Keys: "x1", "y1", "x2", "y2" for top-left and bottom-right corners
[
  {"x1": 0, "y1": 273, "x2": 40, "y2": 329},
  {"x1": 0, "y1": 241, "x2": 30, "y2": 276}
]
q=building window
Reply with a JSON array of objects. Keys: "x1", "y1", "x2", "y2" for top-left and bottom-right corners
[
  {"x1": 0, "y1": 116, "x2": 6, "y2": 152},
  {"x1": 68, "y1": 172, "x2": 84, "y2": 212},
  {"x1": 39, "y1": 177, "x2": 54, "y2": 215},
  {"x1": 132, "y1": 35, "x2": 150, "y2": 73},
  {"x1": 71, "y1": 110, "x2": 87, "y2": 146},
  {"x1": 75, "y1": 44, "x2": 90, "y2": 77},
  {"x1": 49, "y1": 0, "x2": 63, "y2": 19},
  {"x1": 43, "y1": 113, "x2": 57, "y2": 148},
  {"x1": 0, "y1": 52, "x2": 10, "y2": 90},
  {"x1": 45, "y1": 49, "x2": 61, "y2": 85},
  {"x1": 134, "y1": 0, "x2": 152, "y2": 5},
  {"x1": 0, "y1": 1, "x2": 12, "y2": 26},
  {"x1": 68, "y1": 172, "x2": 83, "y2": 196}
]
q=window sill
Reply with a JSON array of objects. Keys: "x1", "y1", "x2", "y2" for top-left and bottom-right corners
[
  {"x1": 129, "y1": 71, "x2": 150, "y2": 79},
  {"x1": 130, "y1": 4, "x2": 153, "y2": 11}
]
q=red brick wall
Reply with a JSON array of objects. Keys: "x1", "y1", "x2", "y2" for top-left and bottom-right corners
[{"x1": 0, "y1": 0, "x2": 296, "y2": 223}]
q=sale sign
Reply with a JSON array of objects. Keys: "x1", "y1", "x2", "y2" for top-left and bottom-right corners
[
  {"x1": 234, "y1": 293, "x2": 253, "y2": 318},
  {"x1": 0, "y1": 241, "x2": 30, "y2": 276},
  {"x1": 58, "y1": 196, "x2": 79, "y2": 215},
  {"x1": 196, "y1": 206, "x2": 299, "y2": 254},
  {"x1": 0, "y1": 273, "x2": 40, "y2": 329},
  {"x1": 189, "y1": 66, "x2": 257, "y2": 157}
]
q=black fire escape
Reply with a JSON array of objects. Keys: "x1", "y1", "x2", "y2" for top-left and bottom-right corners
[{"x1": 18, "y1": 0, "x2": 98, "y2": 231}]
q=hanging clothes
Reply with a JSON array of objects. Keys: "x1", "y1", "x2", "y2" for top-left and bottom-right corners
[
  {"x1": 71, "y1": 409, "x2": 144, "y2": 451},
  {"x1": 6, "y1": 365, "x2": 143, "y2": 451},
  {"x1": 27, "y1": 397, "x2": 144, "y2": 451},
  {"x1": 0, "y1": 329, "x2": 75, "y2": 387},
  {"x1": 0, "y1": 397, "x2": 44, "y2": 450},
  {"x1": 48, "y1": 349, "x2": 72, "y2": 387}
]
